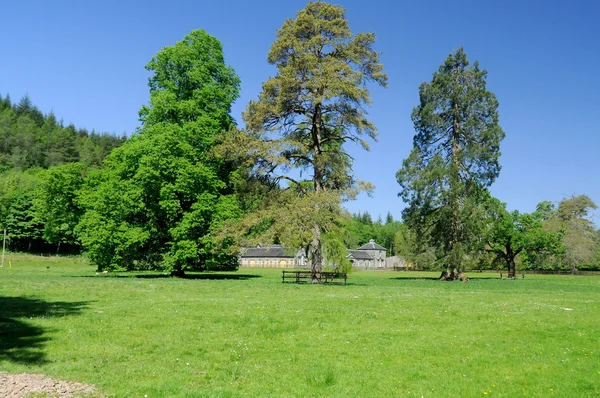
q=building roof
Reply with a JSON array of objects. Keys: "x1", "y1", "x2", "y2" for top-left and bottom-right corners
[
  {"x1": 357, "y1": 239, "x2": 387, "y2": 251},
  {"x1": 347, "y1": 250, "x2": 373, "y2": 260},
  {"x1": 241, "y1": 245, "x2": 295, "y2": 258}
]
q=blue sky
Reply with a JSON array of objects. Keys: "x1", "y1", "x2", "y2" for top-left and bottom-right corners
[{"x1": 2, "y1": 0, "x2": 599, "y2": 223}]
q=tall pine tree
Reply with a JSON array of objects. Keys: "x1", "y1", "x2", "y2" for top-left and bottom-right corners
[{"x1": 225, "y1": 1, "x2": 387, "y2": 280}]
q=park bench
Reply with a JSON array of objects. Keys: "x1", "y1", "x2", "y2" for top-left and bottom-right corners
[{"x1": 282, "y1": 270, "x2": 347, "y2": 285}]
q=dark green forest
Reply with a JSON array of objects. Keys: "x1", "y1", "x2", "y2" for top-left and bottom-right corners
[
  {"x1": 2, "y1": 2, "x2": 598, "y2": 275},
  {"x1": 0, "y1": 93, "x2": 125, "y2": 253}
]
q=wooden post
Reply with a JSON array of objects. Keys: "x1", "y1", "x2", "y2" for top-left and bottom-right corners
[{"x1": 1, "y1": 228, "x2": 5, "y2": 268}]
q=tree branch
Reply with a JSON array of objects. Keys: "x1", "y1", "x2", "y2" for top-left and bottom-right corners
[{"x1": 275, "y1": 176, "x2": 308, "y2": 195}]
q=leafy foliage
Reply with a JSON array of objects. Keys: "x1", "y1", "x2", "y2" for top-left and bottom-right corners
[
  {"x1": 34, "y1": 163, "x2": 86, "y2": 249},
  {"x1": 76, "y1": 30, "x2": 242, "y2": 274},
  {"x1": 342, "y1": 211, "x2": 404, "y2": 256},
  {"x1": 0, "y1": 169, "x2": 45, "y2": 251},
  {"x1": 483, "y1": 195, "x2": 563, "y2": 278},
  {"x1": 0, "y1": 94, "x2": 125, "y2": 253},
  {"x1": 543, "y1": 195, "x2": 598, "y2": 272}
]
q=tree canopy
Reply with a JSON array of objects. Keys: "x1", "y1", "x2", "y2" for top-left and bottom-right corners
[
  {"x1": 483, "y1": 196, "x2": 562, "y2": 278},
  {"x1": 543, "y1": 195, "x2": 598, "y2": 272},
  {"x1": 76, "y1": 29, "x2": 243, "y2": 275},
  {"x1": 0, "y1": 94, "x2": 125, "y2": 169}
]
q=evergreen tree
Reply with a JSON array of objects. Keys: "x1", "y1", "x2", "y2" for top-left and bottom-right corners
[
  {"x1": 226, "y1": 1, "x2": 387, "y2": 280},
  {"x1": 385, "y1": 212, "x2": 394, "y2": 224},
  {"x1": 397, "y1": 48, "x2": 505, "y2": 280}
]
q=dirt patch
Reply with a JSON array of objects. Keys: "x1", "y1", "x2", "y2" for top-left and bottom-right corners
[{"x1": 0, "y1": 372, "x2": 97, "y2": 397}]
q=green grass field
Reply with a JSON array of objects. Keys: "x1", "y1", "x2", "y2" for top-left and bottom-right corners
[{"x1": 1, "y1": 254, "x2": 599, "y2": 397}]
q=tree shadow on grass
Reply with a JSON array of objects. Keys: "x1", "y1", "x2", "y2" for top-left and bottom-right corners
[
  {"x1": 0, "y1": 297, "x2": 89, "y2": 365},
  {"x1": 136, "y1": 273, "x2": 262, "y2": 280},
  {"x1": 390, "y1": 276, "x2": 440, "y2": 281},
  {"x1": 176, "y1": 273, "x2": 262, "y2": 280},
  {"x1": 66, "y1": 273, "x2": 262, "y2": 280},
  {"x1": 390, "y1": 275, "x2": 503, "y2": 282}
]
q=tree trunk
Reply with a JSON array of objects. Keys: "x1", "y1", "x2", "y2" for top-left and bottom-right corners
[
  {"x1": 170, "y1": 269, "x2": 186, "y2": 278},
  {"x1": 570, "y1": 263, "x2": 578, "y2": 275},
  {"x1": 507, "y1": 257, "x2": 516, "y2": 279},
  {"x1": 309, "y1": 224, "x2": 322, "y2": 283},
  {"x1": 439, "y1": 265, "x2": 469, "y2": 282},
  {"x1": 56, "y1": 241, "x2": 61, "y2": 254},
  {"x1": 446, "y1": 100, "x2": 463, "y2": 278}
]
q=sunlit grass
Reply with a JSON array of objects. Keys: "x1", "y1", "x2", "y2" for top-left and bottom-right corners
[{"x1": 1, "y1": 254, "x2": 599, "y2": 397}]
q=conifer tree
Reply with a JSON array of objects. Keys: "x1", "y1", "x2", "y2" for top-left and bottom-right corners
[
  {"x1": 227, "y1": 1, "x2": 387, "y2": 279},
  {"x1": 397, "y1": 48, "x2": 505, "y2": 279}
]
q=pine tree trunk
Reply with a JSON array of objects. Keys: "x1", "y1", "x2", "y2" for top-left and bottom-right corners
[{"x1": 447, "y1": 100, "x2": 464, "y2": 278}]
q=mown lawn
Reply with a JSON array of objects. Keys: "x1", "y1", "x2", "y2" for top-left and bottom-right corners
[{"x1": 1, "y1": 254, "x2": 599, "y2": 397}]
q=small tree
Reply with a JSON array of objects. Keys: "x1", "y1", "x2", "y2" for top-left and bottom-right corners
[
  {"x1": 34, "y1": 163, "x2": 85, "y2": 252},
  {"x1": 0, "y1": 170, "x2": 44, "y2": 251}
]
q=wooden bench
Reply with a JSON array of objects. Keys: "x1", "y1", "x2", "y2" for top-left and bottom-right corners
[{"x1": 282, "y1": 270, "x2": 347, "y2": 285}]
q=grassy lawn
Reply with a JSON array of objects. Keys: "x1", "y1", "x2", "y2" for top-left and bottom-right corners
[{"x1": 1, "y1": 255, "x2": 599, "y2": 397}]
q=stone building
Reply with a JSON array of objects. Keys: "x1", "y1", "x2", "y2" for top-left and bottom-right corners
[
  {"x1": 239, "y1": 239, "x2": 389, "y2": 270},
  {"x1": 347, "y1": 239, "x2": 387, "y2": 270},
  {"x1": 239, "y1": 245, "x2": 307, "y2": 268}
]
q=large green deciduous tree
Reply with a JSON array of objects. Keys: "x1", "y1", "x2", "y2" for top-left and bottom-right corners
[
  {"x1": 225, "y1": 1, "x2": 387, "y2": 280},
  {"x1": 484, "y1": 196, "x2": 562, "y2": 278},
  {"x1": 77, "y1": 30, "x2": 242, "y2": 275},
  {"x1": 397, "y1": 48, "x2": 505, "y2": 280}
]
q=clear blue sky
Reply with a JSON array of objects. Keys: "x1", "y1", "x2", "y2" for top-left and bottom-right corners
[{"x1": 2, "y1": 0, "x2": 599, "y2": 223}]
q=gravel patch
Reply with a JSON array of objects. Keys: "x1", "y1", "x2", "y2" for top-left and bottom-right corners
[{"x1": 0, "y1": 372, "x2": 96, "y2": 397}]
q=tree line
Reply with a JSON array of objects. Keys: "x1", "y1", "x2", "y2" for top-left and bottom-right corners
[
  {"x1": 0, "y1": 94, "x2": 125, "y2": 252},
  {"x1": 2, "y1": 1, "x2": 598, "y2": 277}
]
